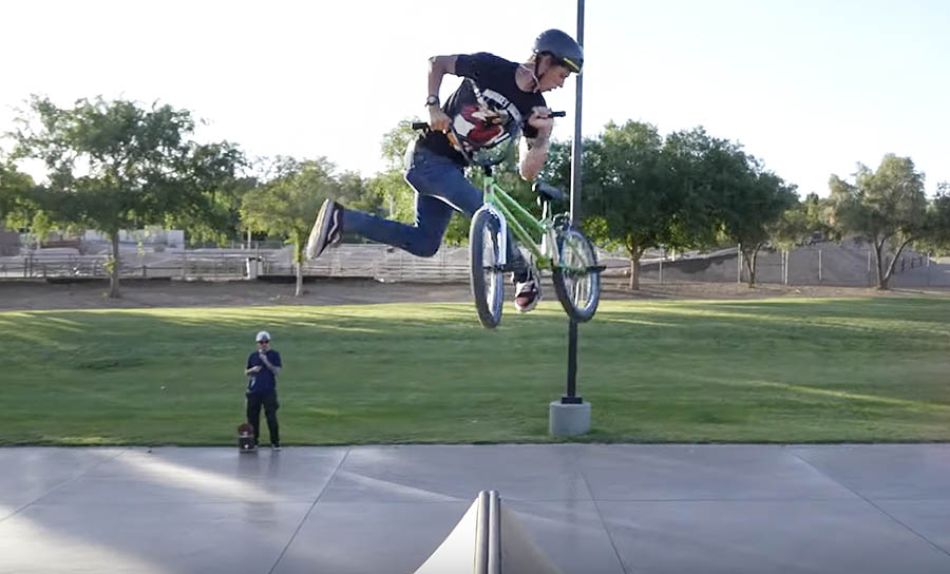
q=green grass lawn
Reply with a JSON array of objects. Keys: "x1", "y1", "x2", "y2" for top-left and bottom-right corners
[{"x1": 3, "y1": 296, "x2": 949, "y2": 445}]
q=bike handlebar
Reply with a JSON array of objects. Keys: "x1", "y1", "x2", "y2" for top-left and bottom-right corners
[{"x1": 411, "y1": 111, "x2": 566, "y2": 132}]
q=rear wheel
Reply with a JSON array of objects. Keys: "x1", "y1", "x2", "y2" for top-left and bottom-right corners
[
  {"x1": 469, "y1": 209, "x2": 505, "y2": 328},
  {"x1": 552, "y1": 228, "x2": 601, "y2": 322}
]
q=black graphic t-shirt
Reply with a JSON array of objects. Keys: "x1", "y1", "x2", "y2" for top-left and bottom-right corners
[{"x1": 419, "y1": 52, "x2": 547, "y2": 166}]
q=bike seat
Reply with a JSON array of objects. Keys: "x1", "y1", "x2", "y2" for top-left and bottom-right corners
[{"x1": 533, "y1": 181, "x2": 566, "y2": 203}]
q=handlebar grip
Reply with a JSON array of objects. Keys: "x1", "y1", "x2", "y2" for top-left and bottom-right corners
[
  {"x1": 411, "y1": 122, "x2": 430, "y2": 131},
  {"x1": 550, "y1": 111, "x2": 566, "y2": 118}
]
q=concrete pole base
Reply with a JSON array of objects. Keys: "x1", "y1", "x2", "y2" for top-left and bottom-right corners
[{"x1": 549, "y1": 400, "x2": 591, "y2": 437}]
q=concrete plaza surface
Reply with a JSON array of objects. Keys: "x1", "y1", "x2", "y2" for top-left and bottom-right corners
[{"x1": 1, "y1": 444, "x2": 949, "y2": 573}]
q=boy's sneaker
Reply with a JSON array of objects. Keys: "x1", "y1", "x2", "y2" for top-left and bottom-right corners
[
  {"x1": 305, "y1": 199, "x2": 343, "y2": 260},
  {"x1": 514, "y1": 268, "x2": 541, "y2": 312},
  {"x1": 271, "y1": 443, "x2": 281, "y2": 451}
]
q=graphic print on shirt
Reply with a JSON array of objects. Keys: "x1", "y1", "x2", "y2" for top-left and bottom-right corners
[{"x1": 446, "y1": 79, "x2": 524, "y2": 157}]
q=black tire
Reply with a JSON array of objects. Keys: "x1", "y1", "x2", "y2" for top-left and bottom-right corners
[
  {"x1": 552, "y1": 227, "x2": 601, "y2": 322},
  {"x1": 469, "y1": 209, "x2": 505, "y2": 328}
]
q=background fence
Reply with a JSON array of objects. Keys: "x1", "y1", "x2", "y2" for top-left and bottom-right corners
[{"x1": 0, "y1": 240, "x2": 945, "y2": 288}]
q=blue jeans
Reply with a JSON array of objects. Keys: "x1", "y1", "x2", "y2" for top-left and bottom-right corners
[{"x1": 342, "y1": 144, "x2": 527, "y2": 276}]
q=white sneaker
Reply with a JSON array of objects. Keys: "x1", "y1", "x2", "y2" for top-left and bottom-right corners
[{"x1": 514, "y1": 270, "x2": 541, "y2": 312}]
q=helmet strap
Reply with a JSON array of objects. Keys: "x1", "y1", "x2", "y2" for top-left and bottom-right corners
[{"x1": 521, "y1": 62, "x2": 541, "y2": 93}]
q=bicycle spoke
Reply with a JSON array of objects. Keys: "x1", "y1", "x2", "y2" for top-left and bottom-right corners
[
  {"x1": 470, "y1": 209, "x2": 505, "y2": 329},
  {"x1": 482, "y1": 227, "x2": 499, "y2": 304},
  {"x1": 552, "y1": 228, "x2": 601, "y2": 321}
]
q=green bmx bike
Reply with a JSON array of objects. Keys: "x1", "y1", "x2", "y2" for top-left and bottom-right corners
[{"x1": 413, "y1": 114, "x2": 602, "y2": 329}]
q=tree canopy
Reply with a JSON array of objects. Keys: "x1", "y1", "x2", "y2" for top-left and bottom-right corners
[
  {"x1": 241, "y1": 157, "x2": 340, "y2": 296},
  {"x1": 11, "y1": 96, "x2": 244, "y2": 296},
  {"x1": 828, "y1": 154, "x2": 927, "y2": 289},
  {"x1": 4, "y1": 96, "x2": 949, "y2": 295}
]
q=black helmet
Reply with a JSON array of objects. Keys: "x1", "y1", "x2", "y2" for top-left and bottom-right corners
[{"x1": 533, "y1": 29, "x2": 583, "y2": 73}]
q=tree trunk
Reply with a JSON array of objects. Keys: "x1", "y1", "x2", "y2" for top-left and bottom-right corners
[
  {"x1": 878, "y1": 238, "x2": 913, "y2": 290},
  {"x1": 743, "y1": 244, "x2": 761, "y2": 287},
  {"x1": 873, "y1": 239, "x2": 888, "y2": 289},
  {"x1": 628, "y1": 257, "x2": 641, "y2": 290},
  {"x1": 626, "y1": 243, "x2": 645, "y2": 290},
  {"x1": 109, "y1": 231, "x2": 121, "y2": 298},
  {"x1": 294, "y1": 241, "x2": 305, "y2": 297},
  {"x1": 295, "y1": 263, "x2": 304, "y2": 297}
]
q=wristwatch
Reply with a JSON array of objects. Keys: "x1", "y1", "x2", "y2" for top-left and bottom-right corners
[{"x1": 425, "y1": 95, "x2": 440, "y2": 107}]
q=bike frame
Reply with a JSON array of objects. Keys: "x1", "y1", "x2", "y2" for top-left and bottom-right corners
[{"x1": 476, "y1": 172, "x2": 562, "y2": 272}]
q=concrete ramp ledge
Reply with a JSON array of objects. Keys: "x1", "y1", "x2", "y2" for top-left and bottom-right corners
[{"x1": 414, "y1": 490, "x2": 561, "y2": 574}]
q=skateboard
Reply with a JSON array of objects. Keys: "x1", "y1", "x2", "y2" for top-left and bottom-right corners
[{"x1": 237, "y1": 422, "x2": 256, "y2": 453}]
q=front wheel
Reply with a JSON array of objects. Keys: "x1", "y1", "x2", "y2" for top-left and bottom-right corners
[
  {"x1": 469, "y1": 209, "x2": 505, "y2": 328},
  {"x1": 552, "y1": 228, "x2": 601, "y2": 322}
]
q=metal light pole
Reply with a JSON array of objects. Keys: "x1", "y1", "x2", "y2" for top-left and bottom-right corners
[
  {"x1": 550, "y1": 0, "x2": 591, "y2": 437},
  {"x1": 564, "y1": 0, "x2": 585, "y2": 406}
]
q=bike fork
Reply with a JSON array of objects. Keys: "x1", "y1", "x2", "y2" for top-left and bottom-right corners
[{"x1": 475, "y1": 204, "x2": 508, "y2": 268}]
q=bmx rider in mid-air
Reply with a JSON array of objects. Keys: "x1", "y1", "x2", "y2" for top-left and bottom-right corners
[{"x1": 305, "y1": 29, "x2": 583, "y2": 313}]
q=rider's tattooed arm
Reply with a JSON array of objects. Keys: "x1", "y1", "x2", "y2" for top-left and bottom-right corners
[
  {"x1": 426, "y1": 56, "x2": 456, "y2": 131},
  {"x1": 519, "y1": 106, "x2": 555, "y2": 181},
  {"x1": 519, "y1": 136, "x2": 549, "y2": 181},
  {"x1": 427, "y1": 55, "x2": 457, "y2": 101}
]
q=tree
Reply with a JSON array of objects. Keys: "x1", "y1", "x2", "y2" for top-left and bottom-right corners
[
  {"x1": 771, "y1": 202, "x2": 810, "y2": 251},
  {"x1": 363, "y1": 170, "x2": 414, "y2": 218},
  {"x1": 578, "y1": 121, "x2": 666, "y2": 289},
  {"x1": 164, "y1": 142, "x2": 247, "y2": 246},
  {"x1": 828, "y1": 154, "x2": 927, "y2": 289},
  {"x1": 714, "y1": 148, "x2": 798, "y2": 287},
  {"x1": 772, "y1": 192, "x2": 829, "y2": 246},
  {"x1": 770, "y1": 192, "x2": 837, "y2": 284},
  {"x1": 11, "y1": 96, "x2": 243, "y2": 297},
  {"x1": 542, "y1": 137, "x2": 620, "y2": 262},
  {"x1": 0, "y1": 160, "x2": 36, "y2": 228},
  {"x1": 380, "y1": 121, "x2": 419, "y2": 171},
  {"x1": 802, "y1": 192, "x2": 835, "y2": 240},
  {"x1": 659, "y1": 128, "x2": 725, "y2": 252},
  {"x1": 574, "y1": 123, "x2": 736, "y2": 290},
  {"x1": 241, "y1": 157, "x2": 339, "y2": 296},
  {"x1": 1, "y1": 160, "x2": 74, "y2": 250},
  {"x1": 337, "y1": 170, "x2": 368, "y2": 209},
  {"x1": 918, "y1": 182, "x2": 950, "y2": 255}
]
